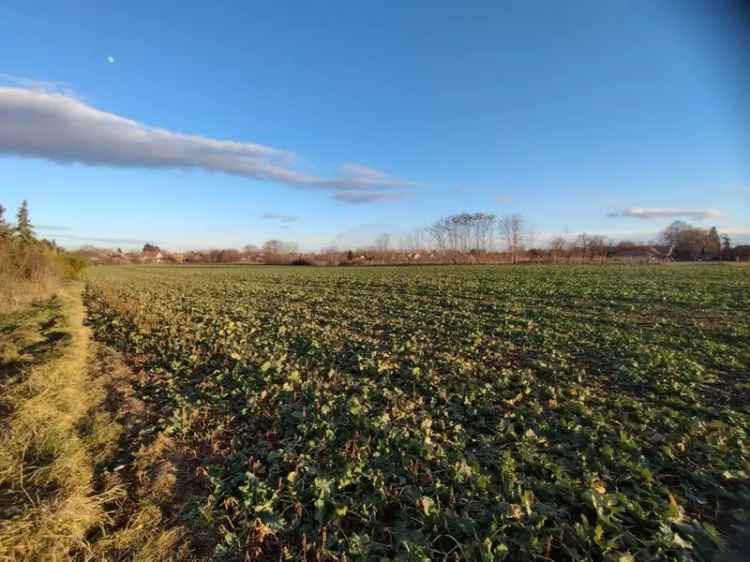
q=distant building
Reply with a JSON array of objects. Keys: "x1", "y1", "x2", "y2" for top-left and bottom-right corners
[
  {"x1": 106, "y1": 250, "x2": 129, "y2": 264},
  {"x1": 610, "y1": 246, "x2": 671, "y2": 263},
  {"x1": 142, "y1": 250, "x2": 164, "y2": 264},
  {"x1": 732, "y1": 245, "x2": 750, "y2": 261}
]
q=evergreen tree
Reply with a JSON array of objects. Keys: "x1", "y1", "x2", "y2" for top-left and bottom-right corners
[
  {"x1": 721, "y1": 234, "x2": 732, "y2": 259},
  {"x1": 704, "y1": 226, "x2": 721, "y2": 257},
  {"x1": 15, "y1": 199, "x2": 35, "y2": 243},
  {"x1": 0, "y1": 204, "x2": 11, "y2": 240}
]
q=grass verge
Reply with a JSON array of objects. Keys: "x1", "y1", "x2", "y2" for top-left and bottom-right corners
[
  {"x1": 0, "y1": 284, "x2": 205, "y2": 560},
  {"x1": 0, "y1": 285, "x2": 119, "y2": 560}
]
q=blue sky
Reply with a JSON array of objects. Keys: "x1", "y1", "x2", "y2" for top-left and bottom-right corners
[{"x1": 1, "y1": 0, "x2": 748, "y2": 250}]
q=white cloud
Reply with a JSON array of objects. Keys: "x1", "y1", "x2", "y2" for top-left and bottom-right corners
[
  {"x1": 606, "y1": 208, "x2": 721, "y2": 220},
  {"x1": 107, "y1": 56, "x2": 115, "y2": 64},
  {"x1": 0, "y1": 73, "x2": 77, "y2": 97},
  {"x1": 49, "y1": 234, "x2": 156, "y2": 245},
  {"x1": 0, "y1": 86, "x2": 420, "y2": 203},
  {"x1": 36, "y1": 225, "x2": 72, "y2": 232},
  {"x1": 338, "y1": 163, "x2": 384, "y2": 179}
]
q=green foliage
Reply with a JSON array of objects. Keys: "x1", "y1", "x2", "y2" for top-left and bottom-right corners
[
  {"x1": 661, "y1": 221, "x2": 725, "y2": 261},
  {"x1": 14, "y1": 199, "x2": 34, "y2": 244},
  {"x1": 84, "y1": 265, "x2": 750, "y2": 560}
]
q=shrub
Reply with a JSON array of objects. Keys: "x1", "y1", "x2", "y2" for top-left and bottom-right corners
[{"x1": 0, "y1": 241, "x2": 87, "y2": 314}]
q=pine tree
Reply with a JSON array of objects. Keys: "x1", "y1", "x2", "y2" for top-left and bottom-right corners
[
  {"x1": 719, "y1": 234, "x2": 731, "y2": 261},
  {"x1": 0, "y1": 204, "x2": 11, "y2": 240},
  {"x1": 15, "y1": 199, "x2": 35, "y2": 244},
  {"x1": 704, "y1": 226, "x2": 721, "y2": 257}
]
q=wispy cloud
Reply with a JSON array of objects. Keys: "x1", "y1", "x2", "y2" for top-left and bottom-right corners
[
  {"x1": 47, "y1": 234, "x2": 155, "y2": 245},
  {"x1": 606, "y1": 208, "x2": 721, "y2": 220},
  {"x1": 333, "y1": 191, "x2": 406, "y2": 204},
  {"x1": 0, "y1": 86, "x2": 420, "y2": 203},
  {"x1": 261, "y1": 213, "x2": 299, "y2": 223},
  {"x1": 36, "y1": 224, "x2": 72, "y2": 232}
]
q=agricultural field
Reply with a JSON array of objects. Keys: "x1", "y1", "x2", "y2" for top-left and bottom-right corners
[{"x1": 83, "y1": 264, "x2": 750, "y2": 561}]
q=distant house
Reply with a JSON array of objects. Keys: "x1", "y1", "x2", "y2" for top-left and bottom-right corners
[
  {"x1": 610, "y1": 245, "x2": 672, "y2": 263},
  {"x1": 732, "y1": 245, "x2": 750, "y2": 262},
  {"x1": 107, "y1": 250, "x2": 129, "y2": 264},
  {"x1": 142, "y1": 250, "x2": 164, "y2": 264}
]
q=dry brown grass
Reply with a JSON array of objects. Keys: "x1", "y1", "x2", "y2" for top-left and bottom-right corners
[
  {"x1": 0, "y1": 285, "x2": 119, "y2": 560},
  {"x1": 0, "y1": 286, "x2": 200, "y2": 561}
]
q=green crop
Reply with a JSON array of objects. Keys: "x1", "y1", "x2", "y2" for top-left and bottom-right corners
[{"x1": 84, "y1": 264, "x2": 750, "y2": 561}]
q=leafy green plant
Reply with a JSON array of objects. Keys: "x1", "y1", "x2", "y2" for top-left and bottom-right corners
[{"x1": 84, "y1": 264, "x2": 750, "y2": 560}]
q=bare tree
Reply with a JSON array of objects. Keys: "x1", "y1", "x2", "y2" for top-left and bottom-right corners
[
  {"x1": 428, "y1": 219, "x2": 449, "y2": 252},
  {"x1": 499, "y1": 214, "x2": 524, "y2": 263},
  {"x1": 413, "y1": 227, "x2": 427, "y2": 251},
  {"x1": 575, "y1": 233, "x2": 590, "y2": 262},
  {"x1": 588, "y1": 235, "x2": 609, "y2": 263},
  {"x1": 400, "y1": 228, "x2": 428, "y2": 252},
  {"x1": 549, "y1": 236, "x2": 568, "y2": 263},
  {"x1": 427, "y1": 213, "x2": 498, "y2": 257},
  {"x1": 263, "y1": 240, "x2": 283, "y2": 255},
  {"x1": 263, "y1": 240, "x2": 298, "y2": 255},
  {"x1": 374, "y1": 233, "x2": 390, "y2": 252},
  {"x1": 472, "y1": 213, "x2": 497, "y2": 252},
  {"x1": 218, "y1": 249, "x2": 241, "y2": 263}
]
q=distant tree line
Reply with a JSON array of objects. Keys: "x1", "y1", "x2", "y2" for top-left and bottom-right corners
[{"x1": 73, "y1": 211, "x2": 748, "y2": 267}]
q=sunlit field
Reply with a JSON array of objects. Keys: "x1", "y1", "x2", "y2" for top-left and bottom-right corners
[{"x1": 81, "y1": 264, "x2": 750, "y2": 560}]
